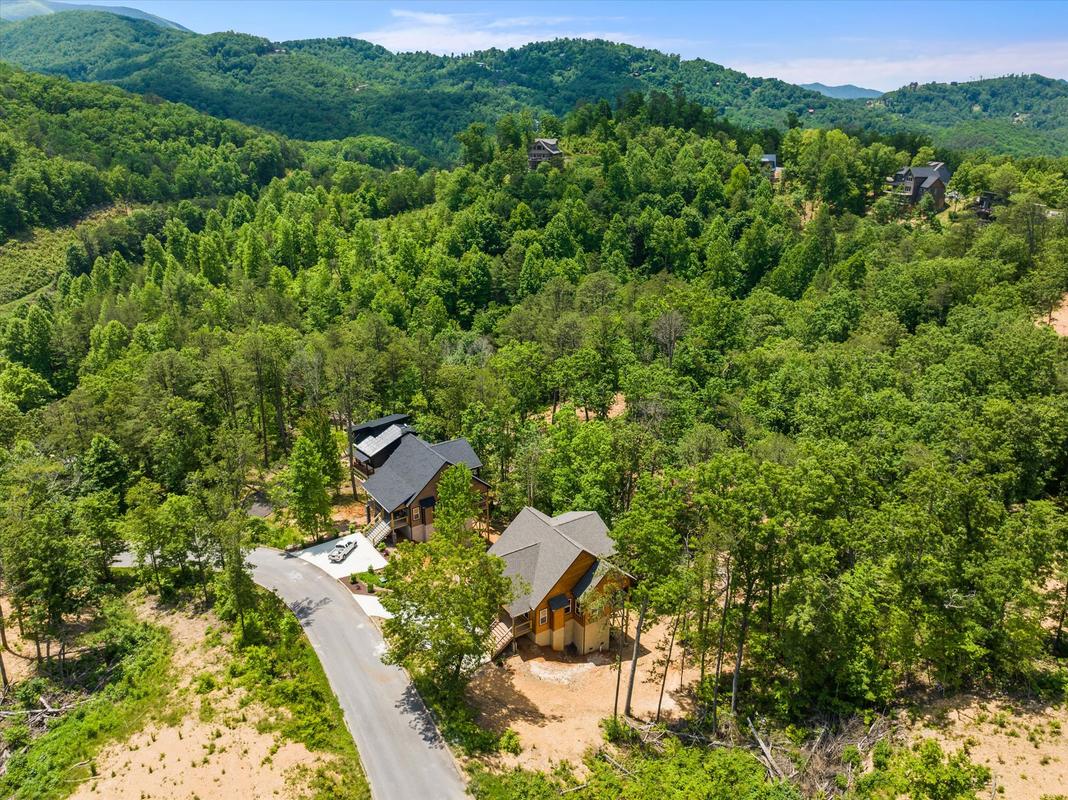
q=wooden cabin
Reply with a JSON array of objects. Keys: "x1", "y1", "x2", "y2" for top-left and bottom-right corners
[
  {"x1": 528, "y1": 138, "x2": 563, "y2": 170},
  {"x1": 887, "y1": 161, "x2": 952, "y2": 210},
  {"x1": 488, "y1": 508, "x2": 631, "y2": 658},
  {"x1": 359, "y1": 428, "x2": 489, "y2": 543}
]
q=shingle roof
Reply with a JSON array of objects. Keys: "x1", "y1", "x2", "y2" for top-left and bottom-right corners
[
  {"x1": 572, "y1": 559, "x2": 613, "y2": 607},
  {"x1": 362, "y1": 433, "x2": 482, "y2": 512},
  {"x1": 893, "y1": 161, "x2": 951, "y2": 188},
  {"x1": 350, "y1": 413, "x2": 410, "y2": 437},
  {"x1": 430, "y1": 439, "x2": 483, "y2": 470},
  {"x1": 533, "y1": 138, "x2": 561, "y2": 154},
  {"x1": 489, "y1": 507, "x2": 615, "y2": 617}
]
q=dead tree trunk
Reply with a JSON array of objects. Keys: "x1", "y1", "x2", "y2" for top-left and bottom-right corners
[
  {"x1": 613, "y1": 605, "x2": 628, "y2": 720},
  {"x1": 711, "y1": 554, "x2": 733, "y2": 735},
  {"x1": 730, "y1": 581, "x2": 755, "y2": 718}
]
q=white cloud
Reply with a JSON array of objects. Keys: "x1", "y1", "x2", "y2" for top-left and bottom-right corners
[
  {"x1": 356, "y1": 8, "x2": 686, "y2": 55},
  {"x1": 390, "y1": 9, "x2": 455, "y2": 26},
  {"x1": 733, "y1": 40, "x2": 1068, "y2": 91}
]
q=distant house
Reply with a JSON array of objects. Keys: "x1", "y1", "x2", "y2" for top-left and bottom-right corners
[
  {"x1": 487, "y1": 507, "x2": 631, "y2": 658},
  {"x1": 350, "y1": 415, "x2": 488, "y2": 543},
  {"x1": 528, "y1": 138, "x2": 563, "y2": 170},
  {"x1": 974, "y1": 190, "x2": 1004, "y2": 222},
  {"x1": 759, "y1": 153, "x2": 783, "y2": 184},
  {"x1": 887, "y1": 161, "x2": 953, "y2": 210}
]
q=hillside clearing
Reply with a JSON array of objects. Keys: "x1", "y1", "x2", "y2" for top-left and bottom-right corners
[
  {"x1": 467, "y1": 618, "x2": 688, "y2": 773},
  {"x1": 0, "y1": 205, "x2": 129, "y2": 310},
  {"x1": 1048, "y1": 293, "x2": 1068, "y2": 336},
  {"x1": 906, "y1": 693, "x2": 1068, "y2": 800},
  {"x1": 71, "y1": 602, "x2": 332, "y2": 800}
]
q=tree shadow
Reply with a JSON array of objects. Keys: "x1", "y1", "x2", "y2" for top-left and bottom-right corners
[
  {"x1": 287, "y1": 595, "x2": 331, "y2": 624},
  {"x1": 509, "y1": 631, "x2": 649, "y2": 666},
  {"x1": 467, "y1": 660, "x2": 561, "y2": 734},
  {"x1": 395, "y1": 683, "x2": 449, "y2": 749}
]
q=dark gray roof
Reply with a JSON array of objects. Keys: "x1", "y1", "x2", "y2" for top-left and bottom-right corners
[
  {"x1": 350, "y1": 413, "x2": 410, "y2": 437},
  {"x1": 548, "y1": 594, "x2": 570, "y2": 611},
  {"x1": 430, "y1": 438, "x2": 483, "y2": 470},
  {"x1": 489, "y1": 507, "x2": 615, "y2": 617},
  {"x1": 362, "y1": 433, "x2": 482, "y2": 512},
  {"x1": 572, "y1": 559, "x2": 611, "y2": 606},
  {"x1": 892, "y1": 161, "x2": 951, "y2": 187}
]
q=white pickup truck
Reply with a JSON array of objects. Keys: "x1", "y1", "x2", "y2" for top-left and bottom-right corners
[{"x1": 327, "y1": 538, "x2": 358, "y2": 563}]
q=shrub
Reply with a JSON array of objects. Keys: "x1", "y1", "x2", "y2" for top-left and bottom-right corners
[
  {"x1": 498, "y1": 728, "x2": 522, "y2": 755},
  {"x1": 2, "y1": 722, "x2": 30, "y2": 750}
]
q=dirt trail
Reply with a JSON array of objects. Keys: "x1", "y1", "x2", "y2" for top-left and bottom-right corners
[{"x1": 71, "y1": 603, "x2": 329, "y2": 800}]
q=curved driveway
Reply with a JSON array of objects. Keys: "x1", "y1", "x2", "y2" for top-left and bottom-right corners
[{"x1": 248, "y1": 547, "x2": 466, "y2": 800}]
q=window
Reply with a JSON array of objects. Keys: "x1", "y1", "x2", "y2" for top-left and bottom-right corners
[
  {"x1": 564, "y1": 598, "x2": 572, "y2": 615},
  {"x1": 538, "y1": 608, "x2": 548, "y2": 626}
]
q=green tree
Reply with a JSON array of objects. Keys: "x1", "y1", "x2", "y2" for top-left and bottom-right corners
[
  {"x1": 282, "y1": 434, "x2": 332, "y2": 539},
  {"x1": 381, "y1": 464, "x2": 511, "y2": 692}
]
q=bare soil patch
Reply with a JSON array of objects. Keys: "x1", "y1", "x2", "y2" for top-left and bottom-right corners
[
  {"x1": 537, "y1": 393, "x2": 627, "y2": 425},
  {"x1": 1, "y1": 596, "x2": 38, "y2": 685},
  {"x1": 906, "y1": 693, "x2": 1068, "y2": 800},
  {"x1": 71, "y1": 602, "x2": 332, "y2": 800},
  {"x1": 468, "y1": 618, "x2": 691, "y2": 772},
  {"x1": 1047, "y1": 293, "x2": 1068, "y2": 336},
  {"x1": 331, "y1": 482, "x2": 368, "y2": 528}
]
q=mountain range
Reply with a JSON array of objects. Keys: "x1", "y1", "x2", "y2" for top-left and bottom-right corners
[
  {"x1": 0, "y1": 0, "x2": 189, "y2": 31},
  {"x1": 2, "y1": 9, "x2": 1067, "y2": 158},
  {"x1": 800, "y1": 82, "x2": 883, "y2": 100}
]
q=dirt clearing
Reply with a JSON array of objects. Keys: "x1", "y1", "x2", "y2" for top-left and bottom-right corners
[
  {"x1": 1047, "y1": 293, "x2": 1068, "y2": 336},
  {"x1": 71, "y1": 602, "x2": 333, "y2": 800},
  {"x1": 468, "y1": 618, "x2": 690, "y2": 771},
  {"x1": 907, "y1": 693, "x2": 1067, "y2": 800}
]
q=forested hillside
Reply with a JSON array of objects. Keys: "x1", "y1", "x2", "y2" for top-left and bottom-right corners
[
  {"x1": 0, "y1": 62, "x2": 298, "y2": 241},
  {"x1": 0, "y1": 0, "x2": 188, "y2": 30},
  {"x1": 823, "y1": 74, "x2": 1068, "y2": 155},
  {"x1": 1, "y1": 64, "x2": 1067, "y2": 798},
  {"x1": 5, "y1": 11, "x2": 1067, "y2": 158}
]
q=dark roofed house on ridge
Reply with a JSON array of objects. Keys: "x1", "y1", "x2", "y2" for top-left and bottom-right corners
[
  {"x1": 350, "y1": 415, "x2": 488, "y2": 544},
  {"x1": 486, "y1": 507, "x2": 632, "y2": 658},
  {"x1": 528, "y1": 138, "x2": 563, "y2": 170},
  {"x1": 887, "y1": 161, "x2": 953, "y2": 210}
]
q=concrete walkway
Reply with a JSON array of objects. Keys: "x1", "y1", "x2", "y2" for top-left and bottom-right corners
[{"x1": 247, "y1": 548, "x2": 466, "y2": 800}]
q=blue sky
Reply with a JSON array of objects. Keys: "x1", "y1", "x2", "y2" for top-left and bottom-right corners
[{"x1": 79, "y1": 0, "x2": 1068, "y2": 91}]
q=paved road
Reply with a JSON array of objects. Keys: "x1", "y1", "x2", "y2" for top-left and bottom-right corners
[{"x1": 247, "y1": 547, "x2": 466, "y2": 800}]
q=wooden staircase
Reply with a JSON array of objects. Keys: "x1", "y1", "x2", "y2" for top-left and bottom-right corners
[
  {"x1": 490, "y1": 620, "x2": 514, "y2": 659},
  {"x1": 366, "y1": 518, "x2": 390, "y2": 547}
]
